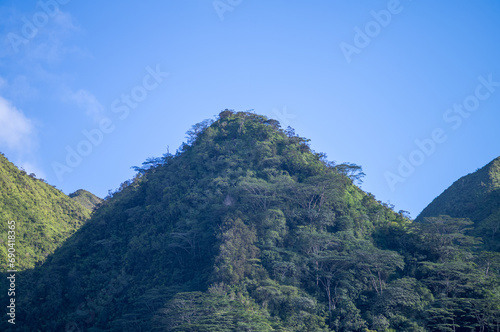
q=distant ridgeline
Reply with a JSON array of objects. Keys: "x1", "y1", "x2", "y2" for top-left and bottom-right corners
[
  {"x1": 0, "y1": 153, "x2": 96, "y2": 271},
  {"x1": 417, "y1": 156, "x2": 500, "y2": 251},
  {"x1": 2, "y1": 111, "x2": 499, "y2": 331},
  {"x1": 69, "y1": 189, "x2": 103, "y2": 211}
]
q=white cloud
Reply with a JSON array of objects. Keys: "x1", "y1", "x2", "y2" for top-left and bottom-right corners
[
  {"x1": 67, "y1": 89, "x2": 105, "y2": 121},
  {"x1": 0, "y1": 96, "x2": 35, "y2": 151}
]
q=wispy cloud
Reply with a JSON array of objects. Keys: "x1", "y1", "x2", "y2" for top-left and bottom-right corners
[
  {"x1": 23, "y1": 9, "x2": 85, "y2": 63},
  {"x1": 65, "y1": 88, "x2": 105, "y2": 122},
  {"x1": 0, "y1": 95, "x2": 35, "y2": 151},
  {"x1": 1, "y1": 5, "x2": 87, "y2": 63},
  {"x1": 7, "y1": 75, "x2": 39, "y2": 100},
  {"x1": 52, "y1": 7, "x2": 79, "y2": 32}
]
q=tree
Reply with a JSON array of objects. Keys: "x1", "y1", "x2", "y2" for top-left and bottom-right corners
[
  {"x1": 186, "y1": 118, "x2": 213, "y2": 145},
  {"x1": 213, "y1": 218, "x2": 260, "y2": 284},
  {"x1": 355, "y1": 245, "x2": 404, "y2": 295},
  {"x1": 239, "y1": 177, "x2": 275, "y2": 211},
  {"x1": 412, "y1": 216, "x2": 480, "y2": 262},
  {"x1": 334, "y1": 162, "x2": 366, "y2": 185},
  {"x1": 155, "y1": 291, "x2": 278, "y2": 331},
  {"x1": 372, "y1": 277, "x2": 432, "y2": 329}
]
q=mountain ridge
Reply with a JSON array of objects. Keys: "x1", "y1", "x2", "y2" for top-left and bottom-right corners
[
  {"x1": 0, "y1": 152, "x2": 92, "y2": 271},
  {"x1": 2, "y1": 111, "x2": 500, "y2": 331}
]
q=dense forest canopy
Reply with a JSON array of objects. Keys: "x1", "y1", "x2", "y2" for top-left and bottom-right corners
[{"x1": 1, "y1": 110, "x2": 499, "y2": 331}]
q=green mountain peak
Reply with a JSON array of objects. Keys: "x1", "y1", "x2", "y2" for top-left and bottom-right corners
[
  {"x1": 417, "y1": 155, "x2": 500, "y2": 250},
  {"x1": 9, "y1": 111, "x2": 411, "y2": 331},
  {"x1": 3, "y1": 113, "x2": 500, "y2": 331},
  {"x1": 69, "y1": 189, "x2": 103, "y2": 211},
  {"x1": 0, "y1": 152, "x2": 91, "y2": 270}
]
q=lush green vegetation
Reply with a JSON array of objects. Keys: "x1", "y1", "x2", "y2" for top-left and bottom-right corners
[
  {"x1": 417, "y1": 157, "x2": 500, "y2": 251},
  {"x1": 0, "y1": 153, "x2": 91, "y2": 271},
  {"x1": 2, "y1": 111, "x2": 500, "y2": 331},
  {"x1": 69, "y1": 189, "x2": 103, "y2": 211}
]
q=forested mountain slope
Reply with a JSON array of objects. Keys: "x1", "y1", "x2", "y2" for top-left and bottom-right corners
[
  {"x1": 417, "y1": 156, "x2": 500, "y2": 250},
  {"x1": 3, "y1": 111, "x2": 500, "y2": 331},
  {"x1": 0, "y1": 153, "x2": 91, "y2": 271}
]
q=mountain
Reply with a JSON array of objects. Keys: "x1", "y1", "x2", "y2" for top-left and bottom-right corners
[
  {"x1": 417, "y1": 156, "x2": 500, "y2": 250},
  {"x1": 0, "y1": 153, "x2": 91, "y2": 271},
  {"x1": 69, "y1": 189, "x2": 103, "y2": 211},
  {"x1": 4, "y1": 111, "x2": 500, "y2": 331}
]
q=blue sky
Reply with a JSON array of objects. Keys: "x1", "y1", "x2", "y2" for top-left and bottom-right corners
[{"x1": 1, "y1": 0, "x2": 500, "y2": 218}]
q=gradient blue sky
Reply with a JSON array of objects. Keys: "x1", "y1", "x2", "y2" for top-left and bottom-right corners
[{"x1": 1, "y1": 0, "x2": 500, "y2": 218}]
